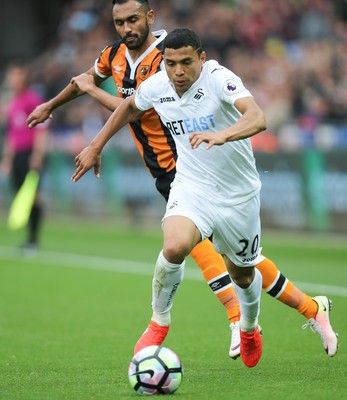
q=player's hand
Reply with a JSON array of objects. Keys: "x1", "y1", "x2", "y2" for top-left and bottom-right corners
[
  {"x1": 27, "y1": 103, "x2": 53, "y2": 128},
  {"x1": 190, "y1": 132, "x2": 227, "y2": 150},
  {"x1": 71, "y1": 145, "x2": 101, "y2": 182},
  {"x1": 71, "y1": 73, "x2": 95, "y2": 94}
]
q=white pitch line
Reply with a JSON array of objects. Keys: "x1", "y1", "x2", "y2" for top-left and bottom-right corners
[{"x1": 0, "y1": 246, "x2": 346, "y2": 297}]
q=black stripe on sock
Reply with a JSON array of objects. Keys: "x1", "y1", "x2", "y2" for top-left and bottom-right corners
[
  {"x1": 267, "y1": 273, "x2": 286, "y2": 297},
  {"x1": 209, "y1": 273, "x2": 232, "y2": 292}
]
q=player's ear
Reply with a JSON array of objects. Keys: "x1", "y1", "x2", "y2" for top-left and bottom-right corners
[
  {"x1": 200, "y1": 51, "x2": 207, "y2": 63},
  {"x1": 147, "y1": 9, "x2": 154, "y2": 25}
]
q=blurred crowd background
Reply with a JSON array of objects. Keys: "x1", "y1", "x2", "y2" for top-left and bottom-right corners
[{"x1": 1, "y1": 0, "x2": 347, "y2": 232}]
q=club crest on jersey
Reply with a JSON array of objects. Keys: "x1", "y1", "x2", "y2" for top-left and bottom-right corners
[
  {"x1": 138, "y1": 65, "x2": 150, "y2": 81},
  {"x1": 193, "y1": 88, "x2": 204, "y2": 102},
  {"x1": 224, "y1": 80, "x2": 237, "y2": 95},
  {"x1": 113, "y1": 65, "x2": 122, "y2": 75},
  {"x1": 168, "y1": 200, "x2": 178, "y2": 210}
]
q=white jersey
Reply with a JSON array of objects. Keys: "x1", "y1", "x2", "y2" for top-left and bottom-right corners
[{"x1": 134, "y1": 59, "x2": 261, "y2": 206}]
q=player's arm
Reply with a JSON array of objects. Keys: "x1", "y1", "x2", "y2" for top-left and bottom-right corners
[
  {"x1": 27, "y1": 66, "x2": 99, "y2": 128},
  {"x1": 72, "y1": 73, "x2": 123, "y2": 112},
  {"x1": 190, "y1": 97, "x2": 266, "y2": 150},
  {"x1": 71, "y1": 94, "x2": 142, "y2": 182}
]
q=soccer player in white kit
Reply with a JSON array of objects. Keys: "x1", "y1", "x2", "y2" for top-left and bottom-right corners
[{"x1": 72, "y1": 27, "x2": 266, "y2": 368}]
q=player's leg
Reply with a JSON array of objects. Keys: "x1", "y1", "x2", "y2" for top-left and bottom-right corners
[
  {"x1": 156, "y1": 171, "x2": 242, "y2": 357},
  {"x1": 257, "y1": 257, "x2": 338, "y2": 356},
  {"x1": 134, "y1": 215, "x2": 200, "y2": 354},
  {"x1": 213, "y1": 193, "x2": 263, "y2": 368},
  {"x1": 133, "y1": 249, "x2": 184, "y2": 354},
  {"x1": 257, "y1": 256, "x2": 318, "y2": 317},
  {"x1": 224, "y1": 259, "x2": 262, "y2": 368},
  {"x1": 190, "y1": 240, "x2": 240, "y2": 322},
  {"x1": 158, "y1": 172, "x2": 239, "y2": 324},
  {"x1": 189, "y1": 239, "x2": 241, "y2": 358}
]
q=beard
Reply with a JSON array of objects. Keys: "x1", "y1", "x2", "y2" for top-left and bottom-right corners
[{"x1": 122, "y1": 23, "x2": 150, "y2": 50}]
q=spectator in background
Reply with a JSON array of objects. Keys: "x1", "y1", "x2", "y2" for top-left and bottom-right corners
[{"x1": 0, "y1": 64, "x2": 49, "y2": 251}]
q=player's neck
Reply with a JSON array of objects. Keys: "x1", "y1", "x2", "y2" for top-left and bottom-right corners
[{"x1": 127, "y1": 34, "x2": 157, "y2": 62}]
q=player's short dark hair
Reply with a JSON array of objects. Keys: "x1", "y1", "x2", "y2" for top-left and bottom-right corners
[
  {"x1": 112, "y1": 0, "x2": 150, "y2": 9},
  {"x1": 163, "y1": 28, "x2": 202, "y2": 56}
]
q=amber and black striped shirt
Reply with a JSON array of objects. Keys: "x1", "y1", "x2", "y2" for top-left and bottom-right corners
[{"x1": 95, "y1": 30, "x2": 177, "y2": 178}]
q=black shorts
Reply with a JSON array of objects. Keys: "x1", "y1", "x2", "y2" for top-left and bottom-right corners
[{"x1": 155, "y1": 168, "x2": 176, "y2": 202}]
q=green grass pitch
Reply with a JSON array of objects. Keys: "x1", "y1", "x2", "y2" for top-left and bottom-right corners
[{"x1": 0, "y1": 217, "x2": 346, "y2": 399}]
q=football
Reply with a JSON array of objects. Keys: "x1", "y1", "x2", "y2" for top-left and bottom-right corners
[{"x1": 128, "y1": 345, "x2": 183, "y2": 395}]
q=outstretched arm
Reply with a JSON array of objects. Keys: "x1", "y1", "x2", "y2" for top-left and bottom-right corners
[
  {"x1": 190, "y1": 97, "x2": 266, "y2": 150},
  {"x1": 71, "y1": 94, "x2": 142, "y2": 182},
  {"x1": 27, "y1": 66, "x2": 99, "y2": 128},
  {"x1": 72, "y1": 73, "x2": 123, "y2": 112}
]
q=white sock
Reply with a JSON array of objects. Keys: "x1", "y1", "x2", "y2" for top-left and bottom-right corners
[
  {"x1": 152, "y1": 311, "x2": 171, "y2": 326},
  {"x1": 233, "y1": 268, "x2": 262, "y2": 332},
  {"x1": 151, "y1": 250, "x2": 185, "y2": 325}
]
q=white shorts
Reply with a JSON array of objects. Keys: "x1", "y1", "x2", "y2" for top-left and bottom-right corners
[{"x1": 163, "y1": 183, "x2": 263, "y2": 267}]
